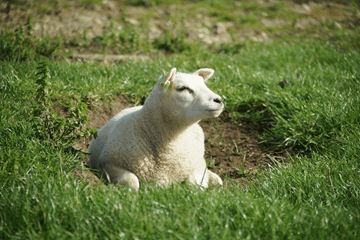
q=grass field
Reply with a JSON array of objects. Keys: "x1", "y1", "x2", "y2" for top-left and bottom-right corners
[{"x1": 1, "y1": 0, "x2": 360, "y2": 239}]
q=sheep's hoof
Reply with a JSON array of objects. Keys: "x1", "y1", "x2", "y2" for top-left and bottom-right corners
[
  {"x1": 208, "y1": 170, "x2": 223, "y2": 186},
  {"x1": 105, "y1": 166, "x2": 140, "y2": 189}
]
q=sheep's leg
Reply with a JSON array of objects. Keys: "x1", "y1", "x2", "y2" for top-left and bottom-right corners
[
  {"x1": 105, "y1": 165, "x2": 140, "y2": 189},
  {"x1": 207, "y1": 170, "x2": 223, "y2": 186}
]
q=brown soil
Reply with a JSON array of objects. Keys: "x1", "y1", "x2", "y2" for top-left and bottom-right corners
[
  {"x1": 201, "y1": 116, "x2": 288, "y2": 187},
  {"x1": 75, "y1": 94, "x2": 292, "y2": 187}
]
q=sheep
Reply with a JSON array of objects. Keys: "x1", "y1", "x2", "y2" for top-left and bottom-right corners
[{"x1": 88, "y1": 68, "x2": 224, "y2": 189}]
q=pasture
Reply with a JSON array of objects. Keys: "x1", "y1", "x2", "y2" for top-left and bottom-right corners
[{"x1": 1, "y1": 0, "x2": 360, "y2": 239}]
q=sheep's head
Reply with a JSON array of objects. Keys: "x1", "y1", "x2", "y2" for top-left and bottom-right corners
[{"x1": 157, "y1": 68, "x2": 224, "y2": 125}]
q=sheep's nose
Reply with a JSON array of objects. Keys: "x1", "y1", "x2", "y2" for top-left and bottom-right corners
[{"x1": 214, "y1": 97, "x2": 222, "y2": 104}]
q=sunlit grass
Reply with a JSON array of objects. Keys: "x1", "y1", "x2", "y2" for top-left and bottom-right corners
[
  {"x1": 1, "y1": 39, "x2": 360, "y2": 238},
  {"x1": 1, "y1": 0, "x2": 360, "y2": 238}
]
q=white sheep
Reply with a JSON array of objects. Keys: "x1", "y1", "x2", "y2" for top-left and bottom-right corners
[{"x1": 88, "y1": 68, "x2": 224, "y2": 189}]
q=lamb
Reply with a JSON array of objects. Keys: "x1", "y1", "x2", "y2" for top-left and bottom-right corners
[{"x1": 88, "y1": 68, "x2": 224, "y2": 189}]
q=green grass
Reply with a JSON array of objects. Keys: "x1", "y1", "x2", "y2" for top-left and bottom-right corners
[
  {"x1": 1, "y1": 175, "x2": 359, "y2": 239},
  {"x1": 1, "y1": 39, "x2": 360, "y2": 239},
  {"x1": 1, "y1": 0, "x2": 360, "y2": 239}
]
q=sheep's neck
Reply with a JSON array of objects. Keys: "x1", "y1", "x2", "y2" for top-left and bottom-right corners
[{"x1": 139, "y1": 102, "x2": 191, "y2": 146}]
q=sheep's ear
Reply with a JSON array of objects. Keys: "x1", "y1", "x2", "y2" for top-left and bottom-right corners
[
  {"x1": 160, "y1": 68, "x2": 177, "y2": 93},
  {"x1": 193, "y1": 68, "x2": 214, "y2": 82}
]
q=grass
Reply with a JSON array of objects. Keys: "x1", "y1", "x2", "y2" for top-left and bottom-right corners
[
  {"x1": 2, "y1": 175, "x2": 358, "y2": 239},
  {"x1": 1, "y1": 41, "x2": 359, "y2": 239},
  {"x1": 1, "y1": 0, "x2": 360, "y2": 239}
]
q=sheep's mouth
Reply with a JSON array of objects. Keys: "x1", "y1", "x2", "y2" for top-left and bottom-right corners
[
  {"x1": 205, "y1": 109, "x2": 222, "y2": 112},
  {"x1": 205, "y1": 108, "x2": 223, "y2": 116},
  {"x1": 205, "y1": 106, "x2": 223, "y2": 112}
]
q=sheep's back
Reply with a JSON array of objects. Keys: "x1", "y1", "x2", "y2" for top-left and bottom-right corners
[{"x1": 89, "y1": 106, "x2": 142, "y2": 169}]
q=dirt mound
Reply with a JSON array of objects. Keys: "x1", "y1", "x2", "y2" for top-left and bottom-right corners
[
  {"x1": 201, "y1": 114, "x2": 292, "y2": 187},
  {"x1": 73, "y1": 94, "x2": 129, "y2": 151},
  {"x1": 75, "y1": 95, "x2": 291, "y2": 187}
]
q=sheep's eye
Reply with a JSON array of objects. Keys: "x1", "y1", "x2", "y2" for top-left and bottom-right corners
[
  {"x1": 177, "y1": 86, "x2": 194, "y2": 94},
  {"x1": 177, "y1": 86, "x2": 187, "y2": 91}
]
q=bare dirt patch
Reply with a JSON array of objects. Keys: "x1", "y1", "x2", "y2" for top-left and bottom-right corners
[
  {"x1": 201, "y1": 114, "x2": 292, "y2": 187},
  {"x1": 71, "y1": 53, "x2": 150, "y2": 62},
  {"x1": 75, "y1": 95, "x2": 292, "y2": 186}
]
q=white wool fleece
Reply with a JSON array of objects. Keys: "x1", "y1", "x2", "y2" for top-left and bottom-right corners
[{"x1": 88, "y1": 68, "x2": 224, "y2": 189}]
